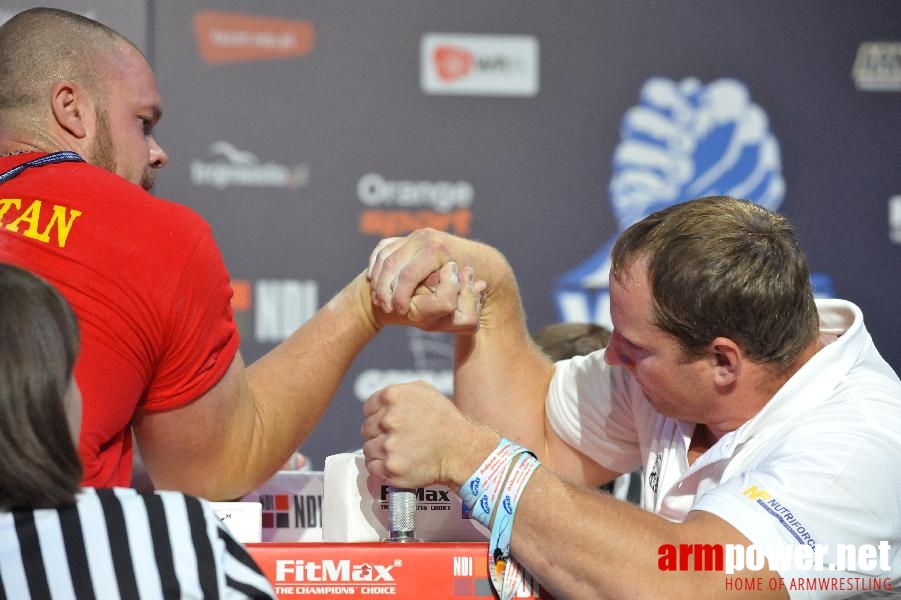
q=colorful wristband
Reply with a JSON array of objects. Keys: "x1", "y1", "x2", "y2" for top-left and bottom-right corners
[
  {"x1": 458, "y1": 438, "x2": 526, "y2": 528},
  {"x1": 488, "y1": 452, "x2": 541, "y2": 600}
]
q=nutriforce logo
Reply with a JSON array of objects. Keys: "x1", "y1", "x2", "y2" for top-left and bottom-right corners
[
  {"x1": 420, "y1": 33, "x2": 539, "y2": 97},
  {"x1": 740, "y1": 485, "x2": 817, "y2": 547},
  {"x1": 191, "y1": 142, "x2": 310, "y2": 190},
  {"x1": 193, "y1": 10, "x2": 315, "y2": 64},
  {"x1": 852, "y1": 42, "x2": 901, "y2": 91}
]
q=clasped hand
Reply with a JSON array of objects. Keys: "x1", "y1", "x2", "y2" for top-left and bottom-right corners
[{"x1": 367, "y1": 229, "x2": 486, "y2": 333}]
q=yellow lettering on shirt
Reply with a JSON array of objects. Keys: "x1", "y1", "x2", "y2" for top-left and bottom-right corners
[
  {"x1": 0, "y1": 198, "x2": 83, "y2": 248},
  {"x1": 0, "y1": 198, "x2": 21, "y2": 221}
]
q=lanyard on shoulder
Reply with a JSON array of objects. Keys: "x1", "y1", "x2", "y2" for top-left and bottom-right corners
[{"x1": 0, "y1": 151, "x2": 85, "y2": 185}]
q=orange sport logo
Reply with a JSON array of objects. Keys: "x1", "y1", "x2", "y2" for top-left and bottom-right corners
[
  {"x1": 193, "y1": 10, "x2": 315, "y2": 64},
  {"x1": 356, "y1": 172, "x2": 474, "y2": 237}
]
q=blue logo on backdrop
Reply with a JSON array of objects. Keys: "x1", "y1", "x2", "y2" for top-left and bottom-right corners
[{"x1": 554, "y1": 77, "x2": 834, "y2": 327}]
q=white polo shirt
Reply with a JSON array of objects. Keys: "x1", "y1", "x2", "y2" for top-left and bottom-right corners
[{"x1": 546, "y1": 299, "x2": 901, "y2": 596}]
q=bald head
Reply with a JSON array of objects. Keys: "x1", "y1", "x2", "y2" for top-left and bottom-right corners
[{"x1": 0, "y1": 8, "x2": 142, "y2": 128}]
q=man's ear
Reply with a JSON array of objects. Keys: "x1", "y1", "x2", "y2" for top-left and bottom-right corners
[
  {"x1": 50, "y1": 80, "x2": 92, "y2": 139},
  {"x1": 709, "y1": 337, "x2": 742, "y2": 388}
]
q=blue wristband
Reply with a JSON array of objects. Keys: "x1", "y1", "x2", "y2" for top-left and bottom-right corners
[
  {"x1": 488, "y1": 452, "x2": 541, "y2": 600},
  {"x1": 458, "y1": 438, "x2": 526, "y2": 528}
]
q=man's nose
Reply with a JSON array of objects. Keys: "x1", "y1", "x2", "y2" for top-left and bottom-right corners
[
  {"x1": 604, "y1": 332, "x2": 629, "y2": 367},
  {"x1": 149, "y1": 138, "x2": 168, "y2": 169}
]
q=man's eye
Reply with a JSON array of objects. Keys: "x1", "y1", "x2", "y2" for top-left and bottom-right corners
[{"x1": 625, "y1": 338, "x2": 643, "y2": 352}]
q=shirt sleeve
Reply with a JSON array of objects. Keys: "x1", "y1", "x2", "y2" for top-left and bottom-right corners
[
  {"x1": 142, "y1": 223, "x2": 240, "y2": 411},
  {"x1": 545, "y1": 349, "x2": 643, "y2": 474}
]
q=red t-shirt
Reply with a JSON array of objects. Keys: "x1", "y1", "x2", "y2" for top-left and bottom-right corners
[{"x1": 0, "y1": 153, "x2": 240, "y2": 487}]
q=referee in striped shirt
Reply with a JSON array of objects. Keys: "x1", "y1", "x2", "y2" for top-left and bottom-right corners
[{"x1": 0, "y1": 264, "x2": 276, "y2": 599}]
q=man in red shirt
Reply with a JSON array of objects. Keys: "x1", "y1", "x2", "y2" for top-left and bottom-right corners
[{"x1": 0, "y1": 7, "x2": 482, "y2": 501}]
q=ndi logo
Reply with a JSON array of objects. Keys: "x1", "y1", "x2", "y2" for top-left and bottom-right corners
[
  {"x1": 258, "y1": 493, "x2": 322, "y2": 529},
  {"x1": 230, "y1": 279, "x2": 319, "y2": 343}
]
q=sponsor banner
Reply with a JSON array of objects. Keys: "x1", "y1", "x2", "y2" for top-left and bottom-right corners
[
  {"x1": 231, "y1": 279, "x2": 319, "y2": 344},
  {"x1": 191, "y1": 142, "x2": 310, "y2": 190},
  {"x1": 356, "y1": 172, "x2": 474, "y2": 237},
  {"x1": 420, "y1": 33, "x2": 539, "y2": 97},
  {"x1": 244, "y1": 471, "x2": 324, "y2": 543},
  {"x1": 193, "y1": 10, "x2": 315, "y2": 64},
  {"x1": 247, "y1": 542, "x2": 542, "y2": 599},
  {"x1": 353, "y1": 330, "x2": 455, "y2": 400},
  {"x1": 852, "y1": 42, "x2": 901, "y2": 91},
  {"x1": 354, "y1": 368, "x2": 453, "y2": 400}
]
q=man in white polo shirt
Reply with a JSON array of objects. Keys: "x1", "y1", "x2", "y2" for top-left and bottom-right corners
[{"x1": 361, "y1": 196, "x2": 901, "y2": 599}]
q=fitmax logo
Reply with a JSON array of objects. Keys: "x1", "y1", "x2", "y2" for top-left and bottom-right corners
[
  {"x1": 378, "y1": 486, "x2": 451, "y2": 503},
  {"x1": 275, "y1": 559, "x2": 399, "y2": 583}
]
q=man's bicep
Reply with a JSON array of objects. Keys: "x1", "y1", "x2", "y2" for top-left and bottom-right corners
[
  {"x1": 544, "y1": 424, "x2": 623, "y2": 487},
  {"x1": 133, "y1": 352, "x2": 253, "y2": 497}
]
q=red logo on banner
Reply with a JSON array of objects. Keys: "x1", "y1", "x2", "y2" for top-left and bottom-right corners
[
  {"x1": 230, "y1": 280, "x2": 251, "y2": 312},
  {"x1": 193, "y1": 10, "x2": 315, "y2": 64},
  {"x1": 260, "y1": 494, "x2": 292, "y2": 528},
  {"x1": 433, "y1": 46, "x2": 474, "y2": 81}
]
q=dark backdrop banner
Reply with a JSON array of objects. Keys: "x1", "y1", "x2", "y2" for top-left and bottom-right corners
[{"x1": 4, "y1": 1, "x2": 900, "y2": 469}]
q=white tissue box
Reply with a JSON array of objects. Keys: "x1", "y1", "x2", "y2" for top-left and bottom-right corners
[
  {"x1": 210, "y1": 501, "x2": 262, "y2": 543},
  {"x1": 321, "y1": 452, "x2": 488, "y2": 542}
]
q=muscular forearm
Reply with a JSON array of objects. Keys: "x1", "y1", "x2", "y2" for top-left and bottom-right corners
[
  {"x1": 464, "y1": 466, "x2": 786, "y2": 600},
  {"x1": 451, "y1": 240, "x2": 556, "y2": 461},
  {"x1": 239, "y1": 271, "x2": 380, "y2": 490},
  {"x1": 145, "y1": 272, "x2": 381, "y2": 501}
]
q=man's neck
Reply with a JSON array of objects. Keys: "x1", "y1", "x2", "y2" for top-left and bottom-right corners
[
  {"x1": 0, "y1": 149, "x2": 40, "y2": 158},
  {"x1": 0, "y1": 137, "x2": 44, "y2": 156},
  {"x1": 699, "y1": 338, "x2": 823, "y2": 446}
]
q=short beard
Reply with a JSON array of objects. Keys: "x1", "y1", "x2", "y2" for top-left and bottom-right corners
[
  {"x1": 86, "y1": 107, "x2": 155, "y2": 191},
  {"x1": 87, "y1": 106, "x2": 117, "y2": 176}
]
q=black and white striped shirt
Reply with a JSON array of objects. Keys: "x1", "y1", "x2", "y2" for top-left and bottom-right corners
[{"x1": 0, "y1": 487, "x2": 276, "y2": 599}]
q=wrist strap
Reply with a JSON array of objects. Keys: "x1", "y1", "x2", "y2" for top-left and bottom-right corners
[
  {"x1": 459, "y1": 438, "x2": 525, "y2": 526},
  {"x1": 458, "y1": 438, "x2": 541, "y2": 600},
  {"x1": 489, "y1": 452, "x2": 541, "y2": 600}
]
